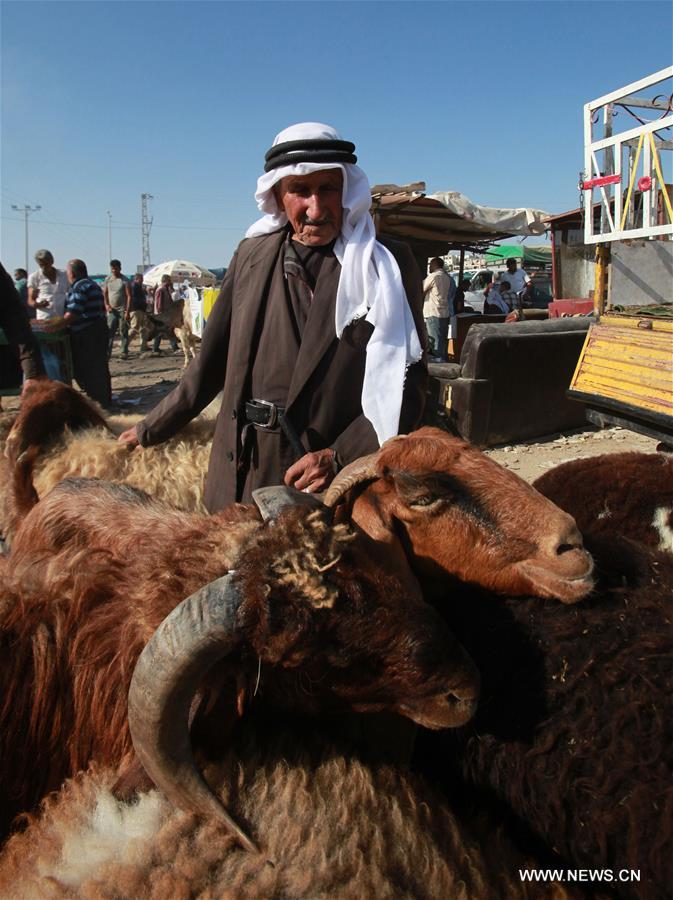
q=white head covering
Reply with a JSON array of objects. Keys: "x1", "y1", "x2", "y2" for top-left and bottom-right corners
[{"x1": 245, "y1": 122, "x2": 422, "y2": 446}]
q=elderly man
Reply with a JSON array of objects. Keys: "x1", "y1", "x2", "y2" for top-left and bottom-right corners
[{"x1": 119, "y1": 122, "x2": 427, "y2": 510}]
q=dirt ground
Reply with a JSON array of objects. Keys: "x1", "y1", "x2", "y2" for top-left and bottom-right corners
[{"x1": 2, "y1": 344, "x2": 662, "y2": 478}]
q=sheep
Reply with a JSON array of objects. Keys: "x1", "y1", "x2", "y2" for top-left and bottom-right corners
[
  {"x1": 0, "y1": 380, "x2": 216, "y2": 542},
  {"x1": 0, "y1": 480, "x2": 480, "y2": 848},
  {"x1": 143, "y1": 304, "x2": 199, "y2": 368},
  {"x1": 324, "y1": 428, "x2": 595, "y2": 604},
  {"x1": 6, "y1": 383, "x2": 596, "y2": 606},
  {"x1": 0, "y1": 728, "x2": 575, "y2": 900},
  {"x1": 534, "y1": 451, "x2": 673, "y2": 554},
  {"x1": 415, "y1": 534, "x2": 673, "y2": 899}
]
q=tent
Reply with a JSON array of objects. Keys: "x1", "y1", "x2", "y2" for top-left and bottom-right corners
[{"x1": 142, "y1": 260, "x2": 216, "y2": 287}]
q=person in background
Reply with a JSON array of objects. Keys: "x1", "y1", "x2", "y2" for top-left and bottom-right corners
[
  {"x1": 504, "y1": 257, "x2": 530, "y2": 296},
  {"x1": 103, "y1": 259, "x2": 132, "y2": 360},
  {"x1": 151, "y1": 274, "x2": 179, "y2": 356},
  {"x1": 27, "y1": 250, "x2": 69, "y2": 320},
  {"x1": 128, "y1": 272, "x2": 149, "y2": 353},
  {"x1": 499, "y1": 279, "x2": 519, "y2": 311},
  {"x1": 118, "y1": 121, "x2": 427, "y2": 509},
  {"x1": 0, "y1": 261, "x2": 46, "y2": 404},
  {"x1": 27, "y1": 249, "x2": 69, "y2": 380},
  {"x1": 422, "y1": 257, "x2": 451, "y2": 362},
  {"x1": 13, "y1": 268, "x2": 32, "y2": 318},
  {"x1": 484, "y1": 279, "x2": 510, "y2": 314},
  {"x1": 64, "y1": 259, "x2": 112, "y2": 408},
  {"x1": 454, "y1": 278, "x2": 469, "y2": 314}
]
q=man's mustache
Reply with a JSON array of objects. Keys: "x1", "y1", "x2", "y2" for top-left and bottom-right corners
[{"x1": 301, "y1": 215, "x2": 333, "y2": 227}]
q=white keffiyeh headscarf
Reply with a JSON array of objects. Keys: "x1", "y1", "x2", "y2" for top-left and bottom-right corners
[{"x1": 245, "y1": 122, "x2": 422, "y2": 446}]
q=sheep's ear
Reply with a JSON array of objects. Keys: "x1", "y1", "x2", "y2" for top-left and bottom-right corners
[{"x1": 252, "y1": 485, "x2": 324, "y2": 521}]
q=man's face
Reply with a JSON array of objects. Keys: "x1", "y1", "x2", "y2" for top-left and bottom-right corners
[
  {"x1": 506, "y1": 260, "x2": 517, "y2": 273},
  {"x1": 111, "y1": 264, "x2": 121, "y2": 277},
  {"x1": 66, "y1": 264, "x2": 75, "y2": 284},
  {"x1": 37, "y1": 256, "x2": 53, "y2": 273},
  {"x1": 274, "y1": 169, "x2": 343, "y2": 246}
]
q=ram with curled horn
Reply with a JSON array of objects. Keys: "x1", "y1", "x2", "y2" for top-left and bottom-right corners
[{"x1": 0, "y1": 479, "x2": 479, "y2": 848}]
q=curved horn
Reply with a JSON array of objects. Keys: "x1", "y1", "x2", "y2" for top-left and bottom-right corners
[
  {"x1": 128, "y1": 573, "x2": 258, "y2": 853},
  {"x1": 252, "y1": 485, "x2": 325, "y2": 521},
  {"x1": 323, "y1": 452, "x2": 381, "y2": 507}
]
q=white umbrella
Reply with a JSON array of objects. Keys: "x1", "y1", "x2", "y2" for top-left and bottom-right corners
[{"x1": 142, "y1": 260, "x2": 216, "y2": 287}]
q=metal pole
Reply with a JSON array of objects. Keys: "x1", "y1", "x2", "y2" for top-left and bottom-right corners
[
  {"x1": 107, "y1": 211, "x2": 112, "y2": 261},
  {"x1": 11, "y1": 204, "x2": 41, "y2": 273}
]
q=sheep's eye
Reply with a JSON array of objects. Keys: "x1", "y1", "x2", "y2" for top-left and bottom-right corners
[{"x1": 410, "y1": 493, "x2": 440, "y2": 508}]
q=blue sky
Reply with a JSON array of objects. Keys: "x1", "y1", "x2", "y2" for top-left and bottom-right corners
[{"x1": 2, "y1": 0, "x2": 671, "y2": 275}]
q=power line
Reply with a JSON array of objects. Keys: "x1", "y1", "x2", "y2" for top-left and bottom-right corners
[{"x1": 1, "y1": 215, "x2": 245, "y2": 231}]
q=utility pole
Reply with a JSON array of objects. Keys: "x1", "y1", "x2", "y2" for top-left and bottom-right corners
[
  {"x1": 106, "y1": 210, "x2": 112, "y2": 261},
  {"x1": 11, "y1": 203, "x2": 41, "y2": 273},
  {"x1": 141, "y1": 193, "x2": 154, "y2": 270}
]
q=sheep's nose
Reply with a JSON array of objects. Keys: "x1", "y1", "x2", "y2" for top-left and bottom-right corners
[{"x1": 540, "y1": 516, "x2": 585, "y2": 558}]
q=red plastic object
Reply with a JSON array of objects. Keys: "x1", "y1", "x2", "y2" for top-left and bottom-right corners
[
  {"x1": 582, "y1": 174, "x2": 621, "y2": 190},
  {"x1": 548, "y1": 299, "x2": 594, "y2": 319},
  {"x1": 637, "y1": 176, "x2": 652, "y2": 191}
]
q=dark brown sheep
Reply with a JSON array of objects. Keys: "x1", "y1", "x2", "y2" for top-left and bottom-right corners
[
  {"x1": 534, "y1": 451, "x2": 673, "y2": 554},
  {"x1": 0, "y1": 729, "x2": 578, "y2": 900},
  {"x1": 416, "y1": 535, "x2": 673, "y2": 899},
  {"x1": 0, "y1": 480, "x2": 479, "y2": 849}
]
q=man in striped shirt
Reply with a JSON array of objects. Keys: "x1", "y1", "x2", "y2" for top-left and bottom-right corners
[{"x1": 65, "y1": 259, "x2": 111, "y2": 408}]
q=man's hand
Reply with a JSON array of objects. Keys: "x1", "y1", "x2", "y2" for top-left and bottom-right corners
[
  {"x1": 284, "y1": 448, "x2": 337, "y2": 493},
  {"x1": 118, "y1": 425, "x2": 140, "y2": 448}
]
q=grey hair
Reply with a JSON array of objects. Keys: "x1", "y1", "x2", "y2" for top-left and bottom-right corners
[{"x1": 34, "y1": 249, "x2": 54, "y2": 264}]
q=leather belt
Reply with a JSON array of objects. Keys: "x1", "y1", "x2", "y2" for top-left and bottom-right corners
[
  {"x1": 245, "y1": 399, "x2": 285, "y2": 430},
  {"x1": 244, "y1": 399, "x2": 305, "y2": 460}
]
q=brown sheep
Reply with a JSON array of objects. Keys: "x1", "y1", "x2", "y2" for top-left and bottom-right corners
[
  {"x1": 0, "y1": 481, "x2": 479, "y2": 849},
  {"x1": 415, "y1": 535, "x2": 673, "y2": 899},
  {"x1": 0, "y1": 380, "x2": 216, "y2": 543},
  {"x1": 0, "y1": 729, "x2": 576, "y2": 900},
  {"x1": 534, "y1": 451, "x2": 673, "y2": 554},
  {"x1": 325, "y1": 428, "x2": 595, "y2": 604}
]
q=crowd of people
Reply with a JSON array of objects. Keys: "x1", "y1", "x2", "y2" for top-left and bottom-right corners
[
  {"x1": 422, "y1": 256, "x2": 530, "y2": 360},
  {"x1": 3, "y1": 252, "x2": 192, "y2": 410}
]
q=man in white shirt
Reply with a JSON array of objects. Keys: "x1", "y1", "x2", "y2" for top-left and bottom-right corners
[
  {"x1": 422, "y1": 257, "x2": 452, "y2": 362},
  {"x1": 503, "y1": 257, "x2": 530, "y2": 296},
  {"x1": 27, "y1": 249, "x2": 69, "y2": 320}
]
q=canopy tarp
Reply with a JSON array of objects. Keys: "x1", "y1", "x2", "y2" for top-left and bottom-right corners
[
  {"x1": 484, "y1": 244, "x2": 553, "y2": 266},
  {"x1": 370, "y1": 183, "x2": 550, "y2": 258}
]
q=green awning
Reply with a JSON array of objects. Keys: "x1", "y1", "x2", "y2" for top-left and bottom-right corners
[{"x1": 484, "y1": 245, "x2": 552, "y2": 265}]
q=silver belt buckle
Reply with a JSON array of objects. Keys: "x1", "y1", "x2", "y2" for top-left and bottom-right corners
[{"x1": 252, "y1": 398, "x2": 278, "y2": 429}]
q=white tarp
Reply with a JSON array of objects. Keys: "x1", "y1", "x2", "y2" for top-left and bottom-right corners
[
  {"x1": 427, "y1": 190, "x2": 550, "y2": 236},
  {"x1": 370, "y1": 183, "x2": 550, "y2": 246},
  {"x1": 187, "y1": 287, "x2": 203, "y2": 338}
]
